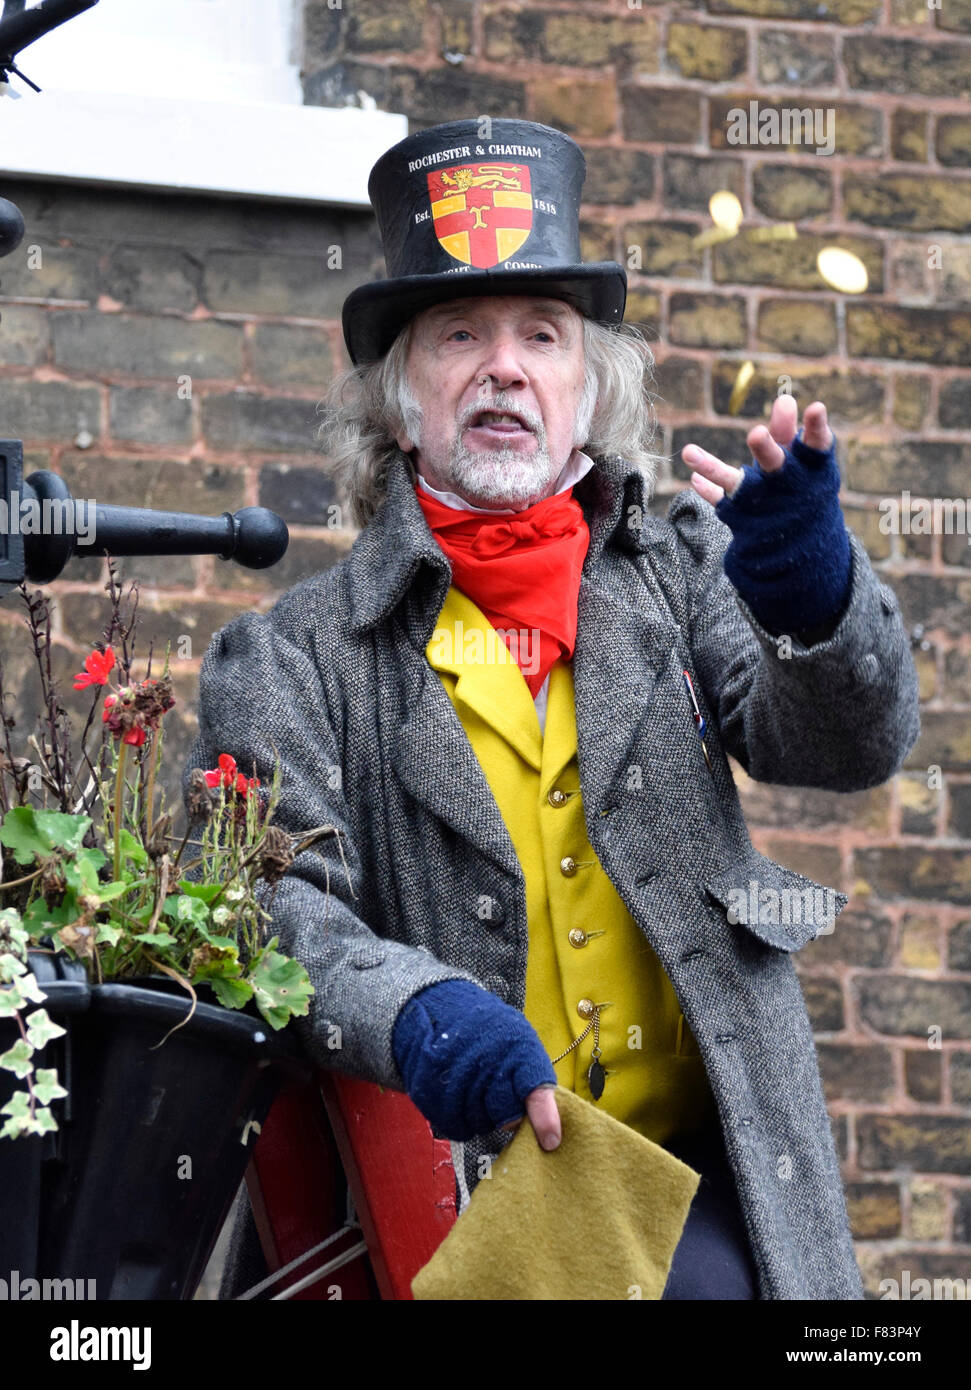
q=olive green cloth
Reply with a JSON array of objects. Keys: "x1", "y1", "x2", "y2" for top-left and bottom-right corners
[{"x1": 411, "y1": 1086, "x2": 701, "y2": 1300}]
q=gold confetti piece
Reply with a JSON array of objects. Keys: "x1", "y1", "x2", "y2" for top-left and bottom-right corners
[
  {"x1": 709, "y1": 190, "x2": 743, "y2": 234},
  {"x1": 747, "y1": 223, "x2": 798, "y2": 242},
  {"x1": 692, "y1": 225, "x2": 738, "y2": 250},
  {"x1": 817, "y1": 246, "x2": 868, "y2": 293},
  {"x1": 728, "y1": 360, "x2": 756, "y2": 416}
]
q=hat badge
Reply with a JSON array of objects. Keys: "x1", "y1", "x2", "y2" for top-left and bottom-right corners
[{"x1": 426, "y1": 162, "x2": 534, "y2": 270}]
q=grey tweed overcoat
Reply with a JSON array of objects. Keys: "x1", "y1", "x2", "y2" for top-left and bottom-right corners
[{"x1": 184, "y1": 446, "x2": 920, "y2": 1301}]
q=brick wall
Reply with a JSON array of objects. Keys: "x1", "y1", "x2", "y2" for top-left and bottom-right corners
[
  {"x1": 1, "y1": 0, "x2": 969, "y2": 1296},
  {"x1": 0, "y1": 181, "x2": 382, "y2": 796}
]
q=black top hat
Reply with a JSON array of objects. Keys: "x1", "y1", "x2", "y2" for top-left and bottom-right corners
[{"x1": 341, "y1": 118, "x2": 627, "y2": 366}]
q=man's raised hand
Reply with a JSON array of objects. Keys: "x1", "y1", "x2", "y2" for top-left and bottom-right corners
[
  {"x1": 680, "y1": 396, "x2": 834, "y2": 505},
  {"x1": 674, "y1": 396, "x2": 852, "y2": 636}
]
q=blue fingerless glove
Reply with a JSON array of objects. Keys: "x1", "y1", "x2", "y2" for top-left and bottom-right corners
[
  {"x1": 391, "y1": 978, "x2": 556, "y2": 1142},
  {"x1": 714, "y1": 427, "x2": 853, "y2": 636}
]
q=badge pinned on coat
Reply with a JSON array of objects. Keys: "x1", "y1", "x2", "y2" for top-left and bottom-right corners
[{"x1": 682, "y1": 669, "x2": 714, "y2": 774}]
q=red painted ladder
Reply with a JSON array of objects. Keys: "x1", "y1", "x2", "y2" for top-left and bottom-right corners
[{"x1": 237, "y1": 1072, "x2": 457, "y2": 1300}]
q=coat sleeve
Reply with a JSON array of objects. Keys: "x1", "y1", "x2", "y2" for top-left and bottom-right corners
[
  {"x1": 665, "y1": 487, "x2": 921, "y2": 792},
  {"x1": 182, "y1": 597, "x2": 487, "y2": 1094}
]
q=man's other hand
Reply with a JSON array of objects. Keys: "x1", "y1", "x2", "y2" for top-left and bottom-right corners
[{"x1": 499, "y1": 1083, "x2": 562, "y2": 1150}]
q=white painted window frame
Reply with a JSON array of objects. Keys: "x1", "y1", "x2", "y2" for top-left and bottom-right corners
[{"x1": 0, "y1": 0, "x2": 404, "y2": 206}]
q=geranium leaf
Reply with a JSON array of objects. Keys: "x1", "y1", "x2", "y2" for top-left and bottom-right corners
[
  {"x1": 32, "y1": 810, "x2": 91, "y2": 854},
  {"x1": 174, "y1": 881, "x2": 225, "y2": 904},
  {"x1": 164, "y1": 894, "x2": 209, "y2": 927},
  {"x1": 205, "y1": 934, "x2": 238, "y2": 953},
  {"x1": 133, "y1": 931, "x2": 178, "y2": 948},
  {"x1": 0, "y1": 806, "x2": 50, "y2": 865},
  {"x1": 22, "y1": 893, "x2": 79, "y2": 939},
  {"x1": 250, "y1": 951, "x2": 313, "y2": 1030},
  {"x1": 94, "y1": 880, "x2": 130, "y2": 902},
  {"x1": 208, "y1": 976, "x2": 253, "y2": 1010},
  {"x1": 118, "y1": 829, "x2": 149, "y2": 867}
]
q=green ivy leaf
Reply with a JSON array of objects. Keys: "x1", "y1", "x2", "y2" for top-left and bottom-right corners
[
  {"x1": 32, "y1": 1068, "x2": 67, "y2": 1105},
  {"x1": 17, "y1": 973, "x2": 47, "y2": 1005},
  {"x1": 27, "y1": 1107, "x2": 58, "y2": 1136},
  {"x1": 0, "y1": 1113, "x2": 31, "y2": 1140},
  {"x1": 0, "y1": 983, "x2": 25, "y2": 1016},
  {"x1": 0, "y1": 1038, "x2": 35, "y2": 1078},
  {"x1": 25, "y1": 1010, "x2": 67, "y2": 1050},
  {"x1": 0, "y1": 1090, "x2": 31, "y2": 1119},
  {"x1": 0, "y1": 952, "x2": 26, "y2": 982},
  {"x1": 94, "y1": 922, "x2": 123, "y2": 946},
  {"x1": 0, "y1": 907, "x2": 27, "y2": 944},
  {"x1": 250, "y1": 951, "x2": 313, "y2": 1030},
  {"x1": 0, "y1": 1090, "x2": 33, "y2": 1138}
]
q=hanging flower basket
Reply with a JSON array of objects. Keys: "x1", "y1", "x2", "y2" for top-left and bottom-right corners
[
  {"x1": 0, "y1": 953, "x2": 310, "y2": 1299},
  {"x1": 0, "y1": 564, "x2": 348, "y2": 1299}
]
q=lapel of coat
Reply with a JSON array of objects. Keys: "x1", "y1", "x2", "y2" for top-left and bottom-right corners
[
  {"x1": 346, "y1": 449, "x2": 677, "y2": 876},
  {"x1": 571, "y1": 460, "x2": 683, "y2": 820}
]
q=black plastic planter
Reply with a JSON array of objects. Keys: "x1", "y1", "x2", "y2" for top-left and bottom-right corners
[{"x1": 0, "y1": 952, "x2": 311, "y2": 1300}]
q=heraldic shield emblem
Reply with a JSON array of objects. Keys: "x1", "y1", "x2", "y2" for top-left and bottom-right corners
[{"x1": 427, "y1": 162, "x2": 533, "y2": 269}]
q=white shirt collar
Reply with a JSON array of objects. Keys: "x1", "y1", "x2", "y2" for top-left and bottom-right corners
[{"x1": 415, "y1": 449, "x2": 597, "y2": 514}]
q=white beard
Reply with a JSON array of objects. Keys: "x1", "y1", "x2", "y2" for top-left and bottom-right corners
[{"x1": 433, "y1": 430, "x2": 562, "y2": 511}]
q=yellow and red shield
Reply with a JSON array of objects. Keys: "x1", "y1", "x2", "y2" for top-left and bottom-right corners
[{"x1": 426, "y1": 163, "x2": 533, "y2": 268}]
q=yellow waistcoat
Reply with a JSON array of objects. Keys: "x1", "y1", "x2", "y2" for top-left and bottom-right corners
[{"x1": 426, "y1": 584, "x2": 719, "y2": 1148}]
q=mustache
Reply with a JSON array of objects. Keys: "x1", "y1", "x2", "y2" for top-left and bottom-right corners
[{"x1": 461, "y1": 396, "x2": 543, "y2": 434}]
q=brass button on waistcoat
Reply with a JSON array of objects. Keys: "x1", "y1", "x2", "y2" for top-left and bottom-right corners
[
  {"x1": 548, "y1": 787, "x2": 568, "y2": 807},
  {"x1": 577, "y1": 998, "x2": 595, "y2": 1020},
  {"x1": 560, "y1": 855, "x2": 578, "y2": 877},
  {"x1": 568, "y1": 928, "x2": 588, "y2": 948}
]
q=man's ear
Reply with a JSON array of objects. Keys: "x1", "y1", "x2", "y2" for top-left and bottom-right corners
[{"x1": 395, "y1": 428, "x2": 416, "y2": 452}]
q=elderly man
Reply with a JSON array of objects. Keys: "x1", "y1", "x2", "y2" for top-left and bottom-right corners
[{"x1": 187, "y1": 119, "x2": 920, "y2": 1300}]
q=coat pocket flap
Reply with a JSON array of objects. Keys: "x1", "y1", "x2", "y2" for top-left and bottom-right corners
[{"x1": 704, "y1": 851, "x2": 848, "y2": 952}]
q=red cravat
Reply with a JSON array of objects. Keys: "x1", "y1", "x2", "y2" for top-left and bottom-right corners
[{"x1": 414, "y1": 482, "x2": 590, "y2": 697}]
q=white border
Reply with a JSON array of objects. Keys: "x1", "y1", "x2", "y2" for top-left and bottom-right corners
[{"x1": 0, "y1": 88, "x2": 406, "y2": 207}]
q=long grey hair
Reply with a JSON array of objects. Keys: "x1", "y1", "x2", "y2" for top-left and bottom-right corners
[{"x1": 315, "y1": 312, "x2": 668, "y2": 529}]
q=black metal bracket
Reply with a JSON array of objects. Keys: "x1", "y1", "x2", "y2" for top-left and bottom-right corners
[{"x1": 1, "y1": 440, "x2": 290, "y2": 596}]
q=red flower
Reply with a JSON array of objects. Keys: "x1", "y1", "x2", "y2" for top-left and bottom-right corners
[
  {"x1": 73, "y1": 645, "x2": 116, "y2": 690},
  {"x1": 203, "y1": 753, "x2": 259, "y2": 797},
  {"x1": 99, "y1": 676, "x2": 174, "y2": 746},
  {"x1": 102, "y1": 693, "x2": 146, "y2": 746}
]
